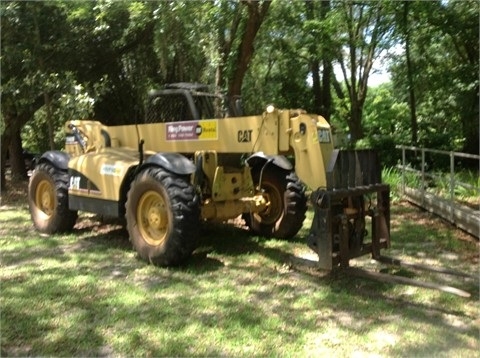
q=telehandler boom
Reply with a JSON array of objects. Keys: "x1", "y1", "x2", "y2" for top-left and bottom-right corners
[{"x1": 28, "y1": 83, "x2": 390, "y2": 268}]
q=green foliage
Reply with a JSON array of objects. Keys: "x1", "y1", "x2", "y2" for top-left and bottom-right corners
[
  {"x1": 241, "y1": 1, "x2": 312, "y2": 113},
  {"x1": 425, "y1": 169, "x2": 480, "y2": 204},
  {"x1": 389, "y1": 0, "x2": 479, "y2": 153},
  {"x1": 352, "y1": 83, "x2": 411, "y2": 166},
  {"x1": 363, "y1": 84, "x2": 410, "y2": 141},
  {"x1": 21, "y1": 74, "x2": 104, "y2": 153},
  {"x1": 454, "y1": 171, "x2": 480, "y2": 201},
  {"x1": 381, "y1": 167, "x2": 402, "y2": 202},
  {"x1": 1, "y1": 0, "x2": 478, "y2": 159},
  {"x1": 355, "y1": 135, "x2": 397, "y2": 168}
]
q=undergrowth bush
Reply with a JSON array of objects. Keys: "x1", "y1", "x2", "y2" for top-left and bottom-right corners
[{"x1": 382, "y1": 167, "x2": 402, "y2": 202}]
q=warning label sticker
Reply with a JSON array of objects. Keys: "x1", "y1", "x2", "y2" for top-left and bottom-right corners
[{"x1": 166, "y1": 120, "x2": 218, "y2": 141}]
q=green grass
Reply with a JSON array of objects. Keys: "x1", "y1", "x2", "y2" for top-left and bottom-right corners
[
  {"x1": 1, "y1": 193, "x2": 479, "y2": 357},
  {"x1": 385, "y1": 166, "x2": 480, "y2": 208}
]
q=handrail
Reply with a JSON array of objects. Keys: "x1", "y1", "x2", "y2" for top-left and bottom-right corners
[
  {"x1": 396, "y1": 145, "x2": 479, "y2": 237},
  {"x1": 396, "y1": 145, "x2": 479, "y2": 160}
]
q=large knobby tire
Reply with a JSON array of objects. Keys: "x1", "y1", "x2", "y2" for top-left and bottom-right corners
[
  {"x1": 126, "y1": 167, "x2": 200, "y2": 266},
  {"x1": 245, "y1": 167, "x2": 307, "y2": 240},
  {"x1": 28, "y1": 162, "x2": 78, "y2": 234}
]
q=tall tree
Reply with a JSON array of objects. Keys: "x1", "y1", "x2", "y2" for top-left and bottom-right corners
[
  {"x1": 227, "y1": 0, "x2": 271, "y2": 98},
  {"x1": 241, "y1": 0, "x2": 320, "y2": 113},
  {"x1": 76, "y1": 0, "x2": 157, "y2": 123},
  {"x1": 208, "y1": 1, "x2": 243, "y2": 93},
  {"x1": 436, "y1": 0, "x2": 479, "y2": 154},
  {"x1": 1, "y1": 1, "x2": 69, "y2": 184},
  {"x1": 331, "y1": 0, "x2": 393, "y2": 141},
  {"x1": 401, "y1": 1, "x2": 418, "y2": 145},
  {"x1": 390, "y1": 0, "x2": 478, "y2": 153},
  {"x1": 304, "y1": 0, "x2": 333, "y2": 120}
]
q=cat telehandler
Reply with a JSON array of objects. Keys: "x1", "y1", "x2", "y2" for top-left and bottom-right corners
[{"x1": 28, "y1": 83, "x2": 390, "y2": 269}]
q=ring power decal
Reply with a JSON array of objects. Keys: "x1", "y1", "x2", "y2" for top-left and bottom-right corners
[{"x1": 166, "y1": 120, "x2": 218, "y2": 141}]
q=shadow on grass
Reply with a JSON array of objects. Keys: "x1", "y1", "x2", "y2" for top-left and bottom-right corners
[
  {"x1": 195, "y1": 220, "x2": 305, "y2": 258},
  {"x1": 81, "y1": 228, "x2": 131, "y2": 251},
  {"x1": 1, "y1": 263, "x2": 113, "y2": 356},
  {"x1": 193, "y1": 222, "x2": 478, "y2": 353},
  {"x1": 2, "y1": 202, "x2": 478, "y2": 356},
  {"x1": 277, "y1": 263, "x2": 480, "y2": 356},
  {"x1": 0, "y1": 215, "x2": 31, "y2": 226},
  {"x1": 63, "y1": 214, "x2": 480, "y2": 304}
]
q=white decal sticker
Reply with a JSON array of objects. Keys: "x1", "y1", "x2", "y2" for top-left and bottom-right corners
[
  {"x1": 69, "y1": 176, "x2": 81, "y2": 190},
  {"x1": 100, "y1": 164, "x2": 123, "y2": 176}
]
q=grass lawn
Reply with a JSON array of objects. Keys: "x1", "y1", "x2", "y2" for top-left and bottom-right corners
[{"x1": 1, "y1": 179, "x2": 479, "y2": 357}]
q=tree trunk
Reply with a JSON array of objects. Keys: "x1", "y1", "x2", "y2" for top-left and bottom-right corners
[
  {"x1": 305, "y1": 0, "x2": 330, "y2": 119},
  {"x1": 461, "y1": 85, "x2": 479, "y2": 155},
  {"x1": 44, "y1": 91, "x2": 55, "y2": 150},
  {"x1": 337, "y1": 1, "x2": 386, "y2": 144},
  {"x1": 1, "y1": 132, "x2": 11, "y2": 192},
  {"x1": 321, "y1": 59, "x2": 333, "y2": 121},
  {"x1": 227, "y1": 0, "x2": 271, "y2": 98},
  {"x1": 305, "y1": 1, "x2": 321, "y2": 115},
  {"x1": 319, "y1": 0, "x2": 333, "y2": 122},
  {"x1": 9, "y1": 129, "x2": 28, "y2": 181},
  {"x1": 32, "y1": 5, "x2": 56, "y2": 150},
  {"x1": 319, "y1": 0, "x2": 332, "y2": 121},
  {"x1": 349, "y1": 99, "x2": 365, "y2": 141},
  {"x1": 1, "y1": 97, "x2": 43, "y2": 192},
  {"x1": 1, "y1": 114, "x2": 28, "y2": 191},
  {"x1": 310, "y1": 59, "x2": 322, "y2": 115},
  {"x1": 403, "y1": 1, "x2": 418, "y2": 145}
]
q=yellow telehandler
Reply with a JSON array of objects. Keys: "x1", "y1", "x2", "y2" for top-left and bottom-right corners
[{"x1": 28, "y1": 83, "x2": 390, "y2": 268}]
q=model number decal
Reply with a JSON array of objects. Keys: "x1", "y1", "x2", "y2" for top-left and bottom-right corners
[
  {"x1": 318, "y1": 128, "x2": 331, "y2": 143},
  {"x1": 66, "y1": 135, "x2": 78, "y2": 144},
  {"x1": 238, "y1": 130, "x2": 253, "y2": 143}
]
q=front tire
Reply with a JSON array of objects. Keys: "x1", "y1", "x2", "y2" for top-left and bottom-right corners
[
  {"x1": 28, "y1": 162, "x2": 78, "y2": 234},
  {"x1": 245, "y1": 167, "x2": 307, "y2": 239},
  {"x1": 126, "y1": 167, "x2": 200, "y2": 266}
]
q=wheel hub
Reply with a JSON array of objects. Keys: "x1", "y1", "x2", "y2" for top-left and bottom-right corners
[
  {"x1": 137, "y1": 190, "x2": 168, "y2": 246},
  {"x1": 257, "y1": 187, "x2": 283, "y2": 225},
  {"x1": 36, "y1": 180, "x2": 55, "y2": 216},
  {"x1": 147, "y1": 205, "x2": 162, "y2": 229}
]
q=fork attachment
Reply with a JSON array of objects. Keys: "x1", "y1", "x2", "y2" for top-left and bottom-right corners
[{"x1": 307, "y1": 150, "x2": 390, "y2": 270}]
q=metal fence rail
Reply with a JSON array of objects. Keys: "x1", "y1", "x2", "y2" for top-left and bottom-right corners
[{"x1": 397, "y1": 145, "x2": 479, "y2": 238}]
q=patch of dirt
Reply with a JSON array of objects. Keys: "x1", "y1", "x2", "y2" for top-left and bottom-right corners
[{"x1": 0, "y1": 172, "x2": 29, "y2": 207}]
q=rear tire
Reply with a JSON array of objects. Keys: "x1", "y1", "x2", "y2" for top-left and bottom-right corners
[
  {"x1": 28, "y1": 162, "x2": 78, "y2": 234},
  {"x1": 245, "y1": 167, "x2": 307, "y2": 239},
  {"x1": 126, "y1": 167, "x2": 200, "y2": 266}
]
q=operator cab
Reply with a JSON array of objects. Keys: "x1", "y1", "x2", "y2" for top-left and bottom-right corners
[{"x1": 146, "y1": 82, "x2": 243, "y2": 123}]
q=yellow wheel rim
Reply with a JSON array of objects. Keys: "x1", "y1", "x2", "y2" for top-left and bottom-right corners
[
  {"x1": 35, "y1": 179, "x2": 56, "y2": 217},
  {"x1": 256, "y1": 184, "x2": 283, "y2": 225},
  {"x1": 137, "y1": 190, "x2": 169, "y2": 246}
]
